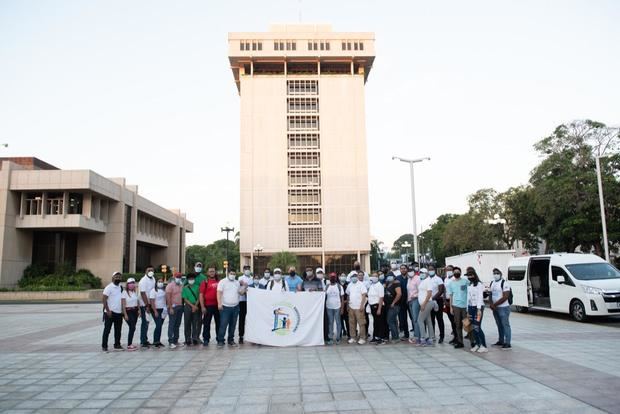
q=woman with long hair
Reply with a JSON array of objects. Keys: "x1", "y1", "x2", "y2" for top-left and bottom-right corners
[
  {"x1": 122, "y1": 277, "x2": 140, "y2": 351},
  {"x1": 466, "y1": 267, "x2": 488, "y2": 353}
]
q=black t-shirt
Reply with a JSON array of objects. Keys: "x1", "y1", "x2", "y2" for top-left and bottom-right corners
[{"x1": 384, "y1": 281, "x2": 401, "y2": 307}]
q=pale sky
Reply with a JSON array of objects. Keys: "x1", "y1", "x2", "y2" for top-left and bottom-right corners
[{"x1": 1, "y1": 0, "x2": 619, "y2": 249}]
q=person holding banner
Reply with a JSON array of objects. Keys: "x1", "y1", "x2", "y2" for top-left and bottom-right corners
[
  {"x1": 346, "y1": 272, "x2": 368, "y2": 344},
  {"x1": 325, "y1": 272, "x2": 345, "y2": 345},
  {"x1": 256, "y1": 268, "x2": 271, "y2": 289},
  {"x1": 302, "y1": 268, "x2": 324, "y2": 292},
  {"x1": 266, "y1": 268, "x2": 289, "y2": 291},
  {"x1": 285, "y1": 267, "x2": 303, "y2": 292},
  {"x1": 216, "y1": 271, "x2": 244, "y2": 347}
]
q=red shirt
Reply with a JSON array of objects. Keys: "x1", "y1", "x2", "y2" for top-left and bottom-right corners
[{"x1": 200, "y1": 278, "x2": 219, "y2": 306}]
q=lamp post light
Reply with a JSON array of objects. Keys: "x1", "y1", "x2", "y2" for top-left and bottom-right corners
[
  {"x1": 392, "y1": 156, "x2": 430, "y2": 267},
  {"x1": 401, "y1": 241, "x2": 412, "y2": 263},
  {"x1": 253, "y1": 244, "x2": 263, "y2": 273},
  {"x1": 418, "y1": 235, "x2": 424, "y2": 265},
  {"x1": 221, "y1": 225, "x2": 235, "y2": 271},
  {"x1": 486, "y1": 214, "x2": 507, "y2": 248}
]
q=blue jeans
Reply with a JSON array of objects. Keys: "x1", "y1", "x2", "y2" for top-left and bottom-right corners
[
  {"x1": 153, "y1": 308, "x2": 164, "y2": 344},
  {"x1": 139, "y1": 306, "x2": 150, "y2": 345},
  {"x1": 468, "y1": 305, "x2": 486, "y2": 347},
  {"x1": 408, "y1": 300, "x2": 421, "y2": 339},
  {"x1": 167, "y1": 305, "x2": 183, "y2": 344},
  {"x1": 217, "y1": 305, "x2": 239, "y2": 345},
  {"x1": 493, "y1": 306, "x2": 511, "y2": 345},
  {"x1": 326, "y1": 308, "x2": 342, "y2": 341},
  {"x1": 387, "y1": 305, "x2": 400, "y2": 340}
]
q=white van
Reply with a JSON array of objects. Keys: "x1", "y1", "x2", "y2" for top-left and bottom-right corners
[{"x1": 508, "y1": 253, "x2": 620, "y2": 322}]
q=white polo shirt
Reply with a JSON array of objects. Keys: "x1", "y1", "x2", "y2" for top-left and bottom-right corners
[
  {"x1": 121, "y1": 290, "x2": 139, "y2": 308},
  {"x1": 103, "y1": 283, "x2": 122, "y2": 313},
  {"x1": 490, "y1": 279, "x2": 511, "y2": 307},
  {"x1": 417, "y1": 277, "x2": 433, "y2": 305},
  {"x1": 149, "y1": 288, "x2": 166, "y2": 309},
  {"x1": 217, "y1": 278, "x2": 241, "y2": 307},
  {"x1": 346, "y1": 282, "x2": 368, "y2": 310},
  {"x1": 430, "y1": 275, "x2": 444, "y2": 297},
  {"x1": 238, "y1": 274, "x2": 253, "y2": 302},
  {"x1": 138, "y1": 275, "x2": 155, "y2": 306},
  {"x1": 367, "y1": 282, "x2": 385, "y2": 305}
]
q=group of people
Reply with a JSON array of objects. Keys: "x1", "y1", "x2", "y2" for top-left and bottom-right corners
[{"x1": 101, "y1": 260, "x2": 512, "y2": 353}]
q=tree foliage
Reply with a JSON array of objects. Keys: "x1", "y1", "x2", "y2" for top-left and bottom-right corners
[
  {"x1": 185, "y1": 239, "x2": 239, "y2": 273},
  {"x1": 268, "y1": 251, "x2": 298, "y2": 271}
]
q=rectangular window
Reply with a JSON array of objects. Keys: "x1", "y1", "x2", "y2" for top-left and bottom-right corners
[
  {"x1": 45, "y1": 192, "x2": 64, "y2": 215},
  {"x1": 308, "y1": 41, "x2": 313, "y2": 50},
  {"x1": 274, "y1": 41, "x2": 279, "y2": 51},
  {"x1": 289, "y1": 227, "x2": 322, "y2": 248},
  {"x1": 258, "y1": 42, "x2": 262, "y2": 51},
  {"x1": 326, "y1": 42, "x2": 330, "y2": 51},
  {"x1": 288, "y1": 171, "x2": 321, "y2": 187},
  {"x1": 288, "y1": 133, "x2": 320, "y2": 149},
  {"x1": 288, "y1": 152, "x2": 320, "y2": 169},
  {"x1": 68, "y1": 193, "x2": 83, "y2": 214},
  {"x1": 246, "y1": 42, "x2": 250, "y2": 51},
  {"x1": 280, "y1": 42, "x2": 284, "y2": 50},
  {"x1": 240, "y1": 42, "x2": 245, "y2": 51},
  {"x1": 342, "y1": 42, "x2": 346, "y2": 50},
  {"x1": 288, "y1": 189, "x2": 321, "y2": 206},
  {"x1": 347, "y1": 42, "x2": 352, "y2": 50},
  {"x1": 292, "y1": 42, "x2": 296, "y2": 51},
  {"x1": 252, "y1": 42, "x2": 257, "y2": 51},
  {"x1": 354, "y1": 42, "x2": 358, "y2": 51},
  {"x1": 287, "y1": 115, "x2": 319, "y2": 131},
  {"x1": 359, "y1": 42, "x2": 364, "y2": 51},
  {"x1": 287, "y1": 80, "x2": 319, "y2": 95},
  {"x1": 286, "y1": 41, "x2": 291, "y2": 50},
  {"x1": 320, "y1": 42, "x2": 324, "y2": 51},
  {"x1": 287, "y1": 97, "x2": 319, "y2": 113},
  {"x1": 288, "y1": 208, "x2": 322, "y2": 225}
]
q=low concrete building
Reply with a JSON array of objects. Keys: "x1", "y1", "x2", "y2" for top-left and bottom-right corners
[{"x1": 0, "y1": 157, "x2": 193, "y2": 287}]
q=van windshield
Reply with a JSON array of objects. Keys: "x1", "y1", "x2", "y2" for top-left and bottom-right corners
[{"x1": 565, "y1": 263, "x2": 620, "y2": 281}]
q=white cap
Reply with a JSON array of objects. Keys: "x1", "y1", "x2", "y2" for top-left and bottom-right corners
[
  {"x1": 315, "y1": 267, "x2": 324, "y2": 274},
  {"x1": 126, "y1": 277, "x2": 136, "y2": 283},
  {"x1": 112, "y1": 271, "x2": 121, "y2": 277},
  {"x1": 274, "y1": 268, "x2": 282, "y2": 273},
  {"x1": 420, "y1": 268, "x2": 428, "y2": 273}
]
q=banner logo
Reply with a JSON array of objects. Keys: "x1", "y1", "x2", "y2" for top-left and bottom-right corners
[{"x1": 271, "y1": 302, "x2": 300, "y2": 336}]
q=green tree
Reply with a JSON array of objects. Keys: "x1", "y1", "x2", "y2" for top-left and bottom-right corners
[
  {"x1": 390, "y1": 234, "x2": 414, "y2": 261},
  {"x1": 370, "y1": 240, "x2": 385, "y2": 271},
  {"x1": 185, "y1": 239, "x2": 240, "y2": 273},
  {"x1": 418, "y1": 213, "x2": 460, "y2": 266},
  {"x1": 442, "y1": 213, "x2": 498, "y2": 254},
  {"x1": 268, "y1": 251, "x2": 298, "y2": 272}
]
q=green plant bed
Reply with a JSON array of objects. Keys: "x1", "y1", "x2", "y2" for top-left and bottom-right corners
[{"x1": 18, "y1": 265, "x2": 102, "y2": 291}]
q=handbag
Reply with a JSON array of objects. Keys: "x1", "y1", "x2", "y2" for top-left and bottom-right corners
[{"x1": 462, "y1": 317, "x2": 473, "y2": 333}]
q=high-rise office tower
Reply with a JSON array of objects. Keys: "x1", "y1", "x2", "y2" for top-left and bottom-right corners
[{"x1": 228, "y1": 24, "x2": 374, "y2": 274}]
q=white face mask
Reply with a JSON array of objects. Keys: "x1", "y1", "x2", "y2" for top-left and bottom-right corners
[
  {"x1": 157, "y1": 282, "x2": 164, "y2": 289},
  {"x1": 244, "y1": 270, "x2": 251, "y2": 276},
  {"x1": 264, "y1": 273, "x2": 270, "y2": 279},
  {"x1": 147, "y1": 271, "x2": 154, "y2": 278},
  {"x1": 228, "y1": 274, "x2": 236, "y2": 281},
  {"x1": 194, "y1": 267, "x2": 202, "y2": 273},
  {"x1": 446, "y1": 271, "x2": 454, "y2": 277},
  {"x1": 317, "y1": 273, "x2": 324, "y2": 279},
  {"x1": 274, "y1": 273, "x2": 282, "y2": 281},
  {"x1": 175, "y1": 278, "x2": 182, "y2": 285},
  {"x1": 188, "y1": 279, "x2": 195, "y2": 285},
  {"x1": 407, "y1": 271, "x2": 415, "y2": 278},
  {"x1": 493, "y1": 273, "x2": 502, "y2": 281},
  {"x1": 370, "y1": 276, "x2": 378, "y2": 283}
]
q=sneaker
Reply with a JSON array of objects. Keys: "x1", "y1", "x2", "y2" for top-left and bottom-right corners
[
  {"x1": 348, "y1": 338, "x2": 356, "y2": 344},
  {"x1": 228, "y1": 342, "x2": 238, "y2": 347},
  {"x1": 217, "y1": 343, "x2": 224, "y2": 348},
  {"x1": 113, "y1": 345, "x2": 124, "y2": 351},
  {"x1": 438, "y1": 337, "x2": 444, "y2": 344},
  {"x1": 425, "y1": 339, "x2": 434, "y2": 346},
  {"x1": 470, "y1": 345, "x2": 480, "y2": 353},
  {"x1": 102, "y1": 346, "x2": 108, "y2": 352},
  {"x1": 140, "y1": 343, "x2": 150, "y2": 348},
  {"x1": 127, "y1": 344, "x2": 137, "y2": 351},
  {"x1": 335, "y1": 340, "x2": 341, "y2": 345},
  {"x1": 448, "y1": 339, "x2": 456, "y2": 345},
  {"x1": 376, "y1": 339, "x2": 386, "y2": 345},
  {"x1": 153, "y1": 342, "x2": 164, "y2": 348},
  {"x1": 501, "y1": 344, "x2": 512, "y2": 350},
  {"x1": 477, "y1": 346, "x2": 488, "y2": 353},
  {"x1": 454, "y1": 343, "x2": 464, "y2": 349},
  {"x1": 358, "y1": 339, "x2": 366, "y2": 345},
  {"x1": 493, "y1": 341, "x2": 504, "y2": 347},
  {"x1": 169, "y1": 343, "x2": 177, "y2": 349},
  {"x1": 239, "y1": 337, "x2": 244, "y2": 345},
  {"x1": 203, "y1": 342, "x2": 209, "y2": 347},
  {"x1": 369, "y1": 338, "x2": 379, "y2": 344},
  {"x1": 408, "y1": 338, "x2": 417, "y2": 345},
  {"x1": 400, "y1": 337, "x2": 409, "y2": 342},
  {"x1": 326, "y1": 340, "x2": 334, "y2": 345}
]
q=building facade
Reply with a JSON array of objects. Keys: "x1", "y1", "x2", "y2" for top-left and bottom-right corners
[
  {"x1": 228, "y1": 24, "x2": 374, "y2": 274},
  {"x1": 0, "y1": 158, "x2": 193, "y2": 287}
]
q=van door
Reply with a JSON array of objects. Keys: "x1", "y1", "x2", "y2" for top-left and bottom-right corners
[
  {"x1": 508, "y1": 264, "x2": 529, "y2": 308},
  {"x1": 529, "y1": 257, "x2": 551, "y2": 308},
  {"x1": 550, "y1": 265, "x2": 576, "y2": 312}
]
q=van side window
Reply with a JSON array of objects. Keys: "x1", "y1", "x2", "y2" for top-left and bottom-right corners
[
  {"x1": 508, "y1": 266, "x2": 526, "y2": 281},
  {"x1": 552, "y1": 266, "x2": 575, "y2": 286}
]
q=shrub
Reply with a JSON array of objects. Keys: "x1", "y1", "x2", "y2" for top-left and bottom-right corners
[{"x1": 18, "y1": 265, "x2": 101, "y2": 291}]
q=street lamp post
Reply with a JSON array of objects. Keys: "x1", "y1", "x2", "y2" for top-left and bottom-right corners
[
  {"x1": 401, "y1": 241, "x2": 412, "y2": 263},
  {"x1": 393, "y1": 156, "x2": 430, "y2": 265},
  {"x1": 486, "y1": 214, "x2": 507, "y2": 248},
  {"x1": 595, "y1": 156, "x2": 610, "y2": 262},
  {"x1": 254, "y1": 244, "x2": 263, "y2": 273},
  {"x1": 221, "y1": 225, "x2": 235, "y2": 271}
]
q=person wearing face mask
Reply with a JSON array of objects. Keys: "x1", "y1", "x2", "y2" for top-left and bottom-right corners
[
  {"x1": 396, "y1": 264, "x2": 410, "y2": 340},
  {"x1": 378, "y1": 272, "x2": 386, "y2": 286},
  {"x1": 237, "y1": 265, "x2": 254, "y2": 344},
  {"x1": 200, "y1": 267, "x2": 220, "y2": 346},
  {"x1": 384, "y1": 272, "x2": 402, "y2": 342},
  {"x1": 406, "y1": 266, "x2": 422, "y2": 345},
  {"x1": 347, "y1": 260, "x2": 368, "y2": 282},
  {"x1": 325, "y1": 272, "x2": 345, "y2": 345},
  {"x1": 302, "y1": 268, "x2": 324, "y2": 292},
  {"x1": 285, "y1": 266, "x2": 303, "y2": 292},
  {"x1": 428, "y1": 265, "x2": 446, "y2": 344},
  {"x1": 443, "y1": 265, "x2": 458, "y2": 344},
  {"x1": 257, "y1": 268, "x2": 271, "y2": 289},
  {"x1": 138, "y1": 265, "x2": 156, "y2": 348},
  {"x1": 489, "y1": 268, "x2": 512, "y2": 350},
  {"x1": 466, "y1": 268, "x2": 487, "y2": 353},
  {"x1": 266, "y1": 268, "x2": 289, "y2": 291},
  {"x1": 316, "y1": 268, "x2": 327, "y2": 289},
  {"x1": 447, "y1": 267, "x2": 468, "y2": 349},
  {"x1": 216, "y1": 271, "x2": 244, "y2": 347},
  {"x1": 102, "y1": 272, "x2": 124, "y2": 352},
  {"x1": 367, "y1": 271, "x2": 387, "y2": 344},
  {"x1": 338, "y1": 274, "x2": 350, "y2": 340},
  {"x1": 122, "y1": 277, "x2": 139, "y2": 351},
  {"x1": 183, "y1": 273, "x2": 201, "y2": 346},
  {"x1": 149, "y1": 277, "x2": 167, "y2": 348},
  {"x1": 345, "y1": 272, "x2": 368, "y2": 344},
  {"x1": 416, "y1": 268, "x2": 434, "y2": 346},
  {"x1": 193, "y1": 262, "x2": 206, "y2": 287},
  {"x1": 165, "y1": 272, "x2": 184, "y2": 349}
]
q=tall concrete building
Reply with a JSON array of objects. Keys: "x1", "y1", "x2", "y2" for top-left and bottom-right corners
[
  {"x1": 228, "y1": 24, "x2": 374, "y2": 274},
  {"x1": 0, "y1": 157, "x2": 193, "y2": 287}
]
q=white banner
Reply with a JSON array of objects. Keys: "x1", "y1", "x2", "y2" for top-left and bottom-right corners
[{"x1": 245, "y1": 289, "x2": 325, "y2": 347}]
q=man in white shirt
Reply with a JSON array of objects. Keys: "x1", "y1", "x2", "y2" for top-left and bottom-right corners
[
  {"x1": 489, "y1": 268, "x2": 512, "y2": 350},
  {"x1": 346, "y1": 272, "x2": 368, "y2": 344},
  {"x1": 325, "y1": 272, "x2": 345, "y2": 344},
  {"x1": 138, "y1": 265, "x2": 156, "y2": 348},
  {"x1": 367, "y1": 271, "x2": 386, "y2": 344},
  {"x1": 102, "y1": 272, "x2": 123, "y2": 351},
  {"x1": 237, "y1": 265, "x2": 254, "y2": 344},
  {"x1": 216, "y1": 271, "x2": 244, "y2": 348},
  {"x1": 266, "y1": 268, "x2": 289, "y2": 291}
]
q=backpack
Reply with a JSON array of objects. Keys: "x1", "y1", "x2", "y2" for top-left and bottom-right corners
[
  {"x1": 269, "y1": 280, "x2": 287, "y2": 291},
  {"x1": 490, "y1": 279, "x2": 513, "y2": 305}
]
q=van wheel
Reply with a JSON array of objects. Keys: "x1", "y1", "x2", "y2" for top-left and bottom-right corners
[
  {"x1": 570, "y1": 299, "x2": 587, "y2": 322},
  {"x1": 516, "y1": 306, "x2": 529, "y2": 313}
]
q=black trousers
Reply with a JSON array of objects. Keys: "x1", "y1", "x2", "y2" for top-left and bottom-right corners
[
  {"x1": 341, "y1": 309, "x2": 350, "y2": 338},
  {"x1": 445, "y1": 299, "x2": 456, "y2": 337},
  {"x1": 102, "y1": 311, "x2": 122, "y2": 348},
  {"x1": 239, "y1": 301, "x2": 247, "y2": 338},
  {"x1": 202, "y1": 305, "x2": 220, "y2": 344},
  {"x1": 431, "y1": 298, "x2": 445, "y2": 339},
  {"x1": 398, "y1": 301, "x2": 409, "y2": 338},
  {"x1": 324, "y1": 306, "x2": 329, "y2": 341},
  {"x1": 125, "y1": 309, "x2": 138, "y2": 346},
  {"x1": 370, "y1": 304, "x2": 388, "y2": 340}
]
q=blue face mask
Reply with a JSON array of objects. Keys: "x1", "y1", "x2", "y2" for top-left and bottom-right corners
[
  {"x1": 428, "y1": 271, "x2": 436, "y2": 277},
  {"x1": 351, "y1": 276, "x2": 358, "y2": 284},
  {"x1": 194, "y1": 267, "x2": 202, "y2": 273},
  {"x1": 419, "y1": 274, "x2": 428, "y2": 280}
]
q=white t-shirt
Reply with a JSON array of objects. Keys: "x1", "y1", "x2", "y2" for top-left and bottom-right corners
[
  {"x1": 430, "y1": 275, "x2": 444, "y2": 297},
  {"x1": 367, "y1": 282, "x2": 385, "y2": 305},
  {"x1": 217, "y1": 278, "x2": 241, "y2": 307},
  {"x1": 121, "y1": 290, "x2": 139, "y2": 308},
  {"x1": 417, "y1": 277, "x2": 433, "y2": 305},
  {"x1": 103, "y1": 283, "x2": 122, "y2": 313},
  {"x1": 346, "y1": 270, "x2": 369, "y2": 283},
  {"x1": 267, "y1": 279, "x2": 289, "y2": 291},
  {"x1": 346, "y1": 282, "x2": 368, "y2": 310},
  {"x1": 149, "y1": 288, "x2": 166, "y2": 309},
  {"x1": 238, "y1": 274, "x2": 253, "y2": 301},
  {"x1": 138, "y1": 275, "x2": 155, "y2": 306},
  {"x1": 490, "y1": 279, "x2": 511, "y2": 307},
  {"x1": 467, "y1": 283, "x2": 485, "y2": 309},
  {"x1": 325, "y1": 283, "x2": 344, "y2": 309}
]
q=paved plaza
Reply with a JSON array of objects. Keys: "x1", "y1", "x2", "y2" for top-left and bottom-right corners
[{"x1": 0, "y1": 304, "x2": 619, "y2": 414}]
